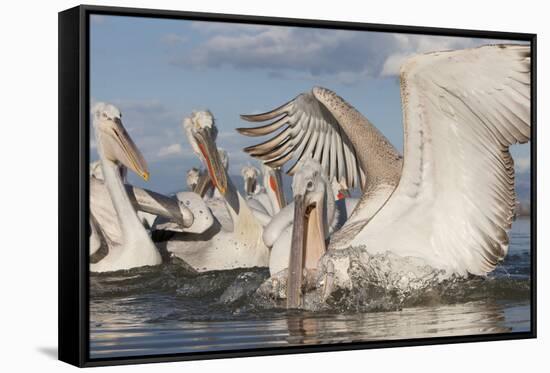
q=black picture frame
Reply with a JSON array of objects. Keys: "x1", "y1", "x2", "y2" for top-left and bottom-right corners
[{"x1": 58, "y1": 4, "x2": 537, "y2": 368}]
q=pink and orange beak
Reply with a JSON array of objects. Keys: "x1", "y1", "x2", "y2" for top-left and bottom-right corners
[{"x1": 193, "y1": 127, "x2": 228, "y2": 196}]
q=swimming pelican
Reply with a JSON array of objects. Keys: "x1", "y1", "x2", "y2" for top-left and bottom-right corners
[
  {"x1": 90, "y1": 102, "x2": 162, "y2": 272},
  {"x1": 240, "y1": 164, "x2": 271, "y2": 218},
  {"x1": 241, "y1": 164, "x2": 262, "y2": 196},
  {"x1": 186, "y1": 167, "x2": 201, "y2": 191},
  {"x1": 262, "y1": 159, "x2": 360, "y2": 280},
  {"x1": 241, "y1": 164, "x2": 286, "y2": 217},
  {"x1": 158, "y1": 111, "x2": 270, "y2": 271},
  {"x1": 239, "y1": 45, "x2": 531, "y2": 306},
  {"x1": 187, "y1": 166, "x2": 215, "y2": 198},
  {"x1": 263, "y1": 158, "x2": 338, "y2": 278},
  {"x1": 90, "y1": 103, "x2": 205, "y2": 272}
]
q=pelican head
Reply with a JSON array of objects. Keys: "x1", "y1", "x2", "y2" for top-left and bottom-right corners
[
  {"x1": 92, "y1": 102, "x2": 149, "y2": 181},
  {"x1": 183, "y1": 111, "x2": 228, "y2": 195},
  {"x1": 262, "y1": 164, "x2": 286, "y2": 211},
  {"x1": 189, "y1": 166, "x2": 215, "y2": 197},
  {"x1": 186, "y1": 167, "x2": 200, "y2": 191},
  {"x1": 287, "y1": 158, "x2": 334, "y2": 307},
  {"x1": 241, "y1": 165, "x2": 260, "y2": 196}
]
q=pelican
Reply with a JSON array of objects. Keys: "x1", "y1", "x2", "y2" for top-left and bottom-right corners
[
  {"x1": 262, "y1": 158, "x2": 360, "y2": 279},
  {"x1": 263, "y1": 158, "x2": 338, "y2": 278},
  {"x1": 90, "y1": 103, "x2": 209, "y2": 272},
  {"x1": 241, "y1": 164, "x2": 263, "y2": 196},
  {"x1": 240, "y1": 164, "x2": 273, "y2": 218},
  {"x1": 241, "y1": 164, "x2": 271, "y2": 218},
  {"x1": 186, "y1": 167, "x2": 201, "y2": 191},
  {"x1": 187, "y1": 166, "x2": 217, "y2": 198},
  {"x1": 238, "y1": 45, "x2": 531, "y2": 306},
  {"x1": 158, "y1": 111, "x2": 270, "y2": 271},
  {"x1": 241, "y1": 164, "x2": 287, "y2": 217},
  {"x1": 90, "y1": 102, "x2": 162, "y2": 272}
]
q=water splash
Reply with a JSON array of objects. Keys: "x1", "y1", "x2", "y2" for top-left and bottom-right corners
[
  {"x1": 253, "y1": 245, "x2": 530, "y2": 312},
  {"x1": 90, "y1": 244, "x2": 530, "y2": 315}
]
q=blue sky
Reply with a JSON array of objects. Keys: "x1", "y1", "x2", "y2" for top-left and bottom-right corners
[{"x1": 90, "y1": 14, "x2": 530, "y2": 194}]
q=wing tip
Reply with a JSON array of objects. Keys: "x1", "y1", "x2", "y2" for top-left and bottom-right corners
[
  {"x1": 235, "y1": 127, "x2": 249, "y2": 135},
  {"x1": 239, "y1": 101, "x2": 292, "y2": 123},
  {"x1": 240, "y1": 113, "x2": 260, "y2": 122}
]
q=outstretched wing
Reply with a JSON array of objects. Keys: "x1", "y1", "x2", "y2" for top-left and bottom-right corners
[
  {"x1": 346, "y1": 44, "x2": 531, "y2": 276},
  {"x1": 238, "y1": 91, "x2": 365, "y2": 190}
]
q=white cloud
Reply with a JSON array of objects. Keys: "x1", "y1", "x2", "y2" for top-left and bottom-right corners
[
  {"x1": 157, "y1": 143, "x2": 183, "y2": 158},
  {"x1": 515, "y1": 156, "x2": 530, "y2": 173},
  {"x1": 170, "y1": 26, "x2": 385, "y2": 83},
  {"x1": 167, "y1": 25, "x2": 508, "y2": 82}
]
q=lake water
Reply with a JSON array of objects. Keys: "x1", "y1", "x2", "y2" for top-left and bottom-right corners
[{"x1": 89, "y1": 218, "x2": 531, "y2": 359}]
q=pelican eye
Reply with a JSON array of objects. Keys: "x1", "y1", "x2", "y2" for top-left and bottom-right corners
[{"x1": 306, "y1": 180, "x2": 314, "y2": 190}]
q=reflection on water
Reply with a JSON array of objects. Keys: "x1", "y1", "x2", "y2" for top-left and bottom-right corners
[
  {"x1": 90, "y1": 219, "x2": 531, "y2": 358},
  {"x1": 91, "y1": 301, "x2": 528, "y2": 357}
]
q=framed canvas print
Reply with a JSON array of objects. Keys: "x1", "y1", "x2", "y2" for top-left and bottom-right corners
[{"x1": 58, "y1": 5, "x2": 537, "y2": 367}]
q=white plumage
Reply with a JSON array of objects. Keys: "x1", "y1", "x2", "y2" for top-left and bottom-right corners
[
  {"x1": 343, "y1": 45, "x2": 530, "y2": 276},
  {"x1": 163, "y1": 111, "x2": 270, "y2": 272},
  {"x1": 239, "y1": 44, "x2": 531, "y2": 277}
]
